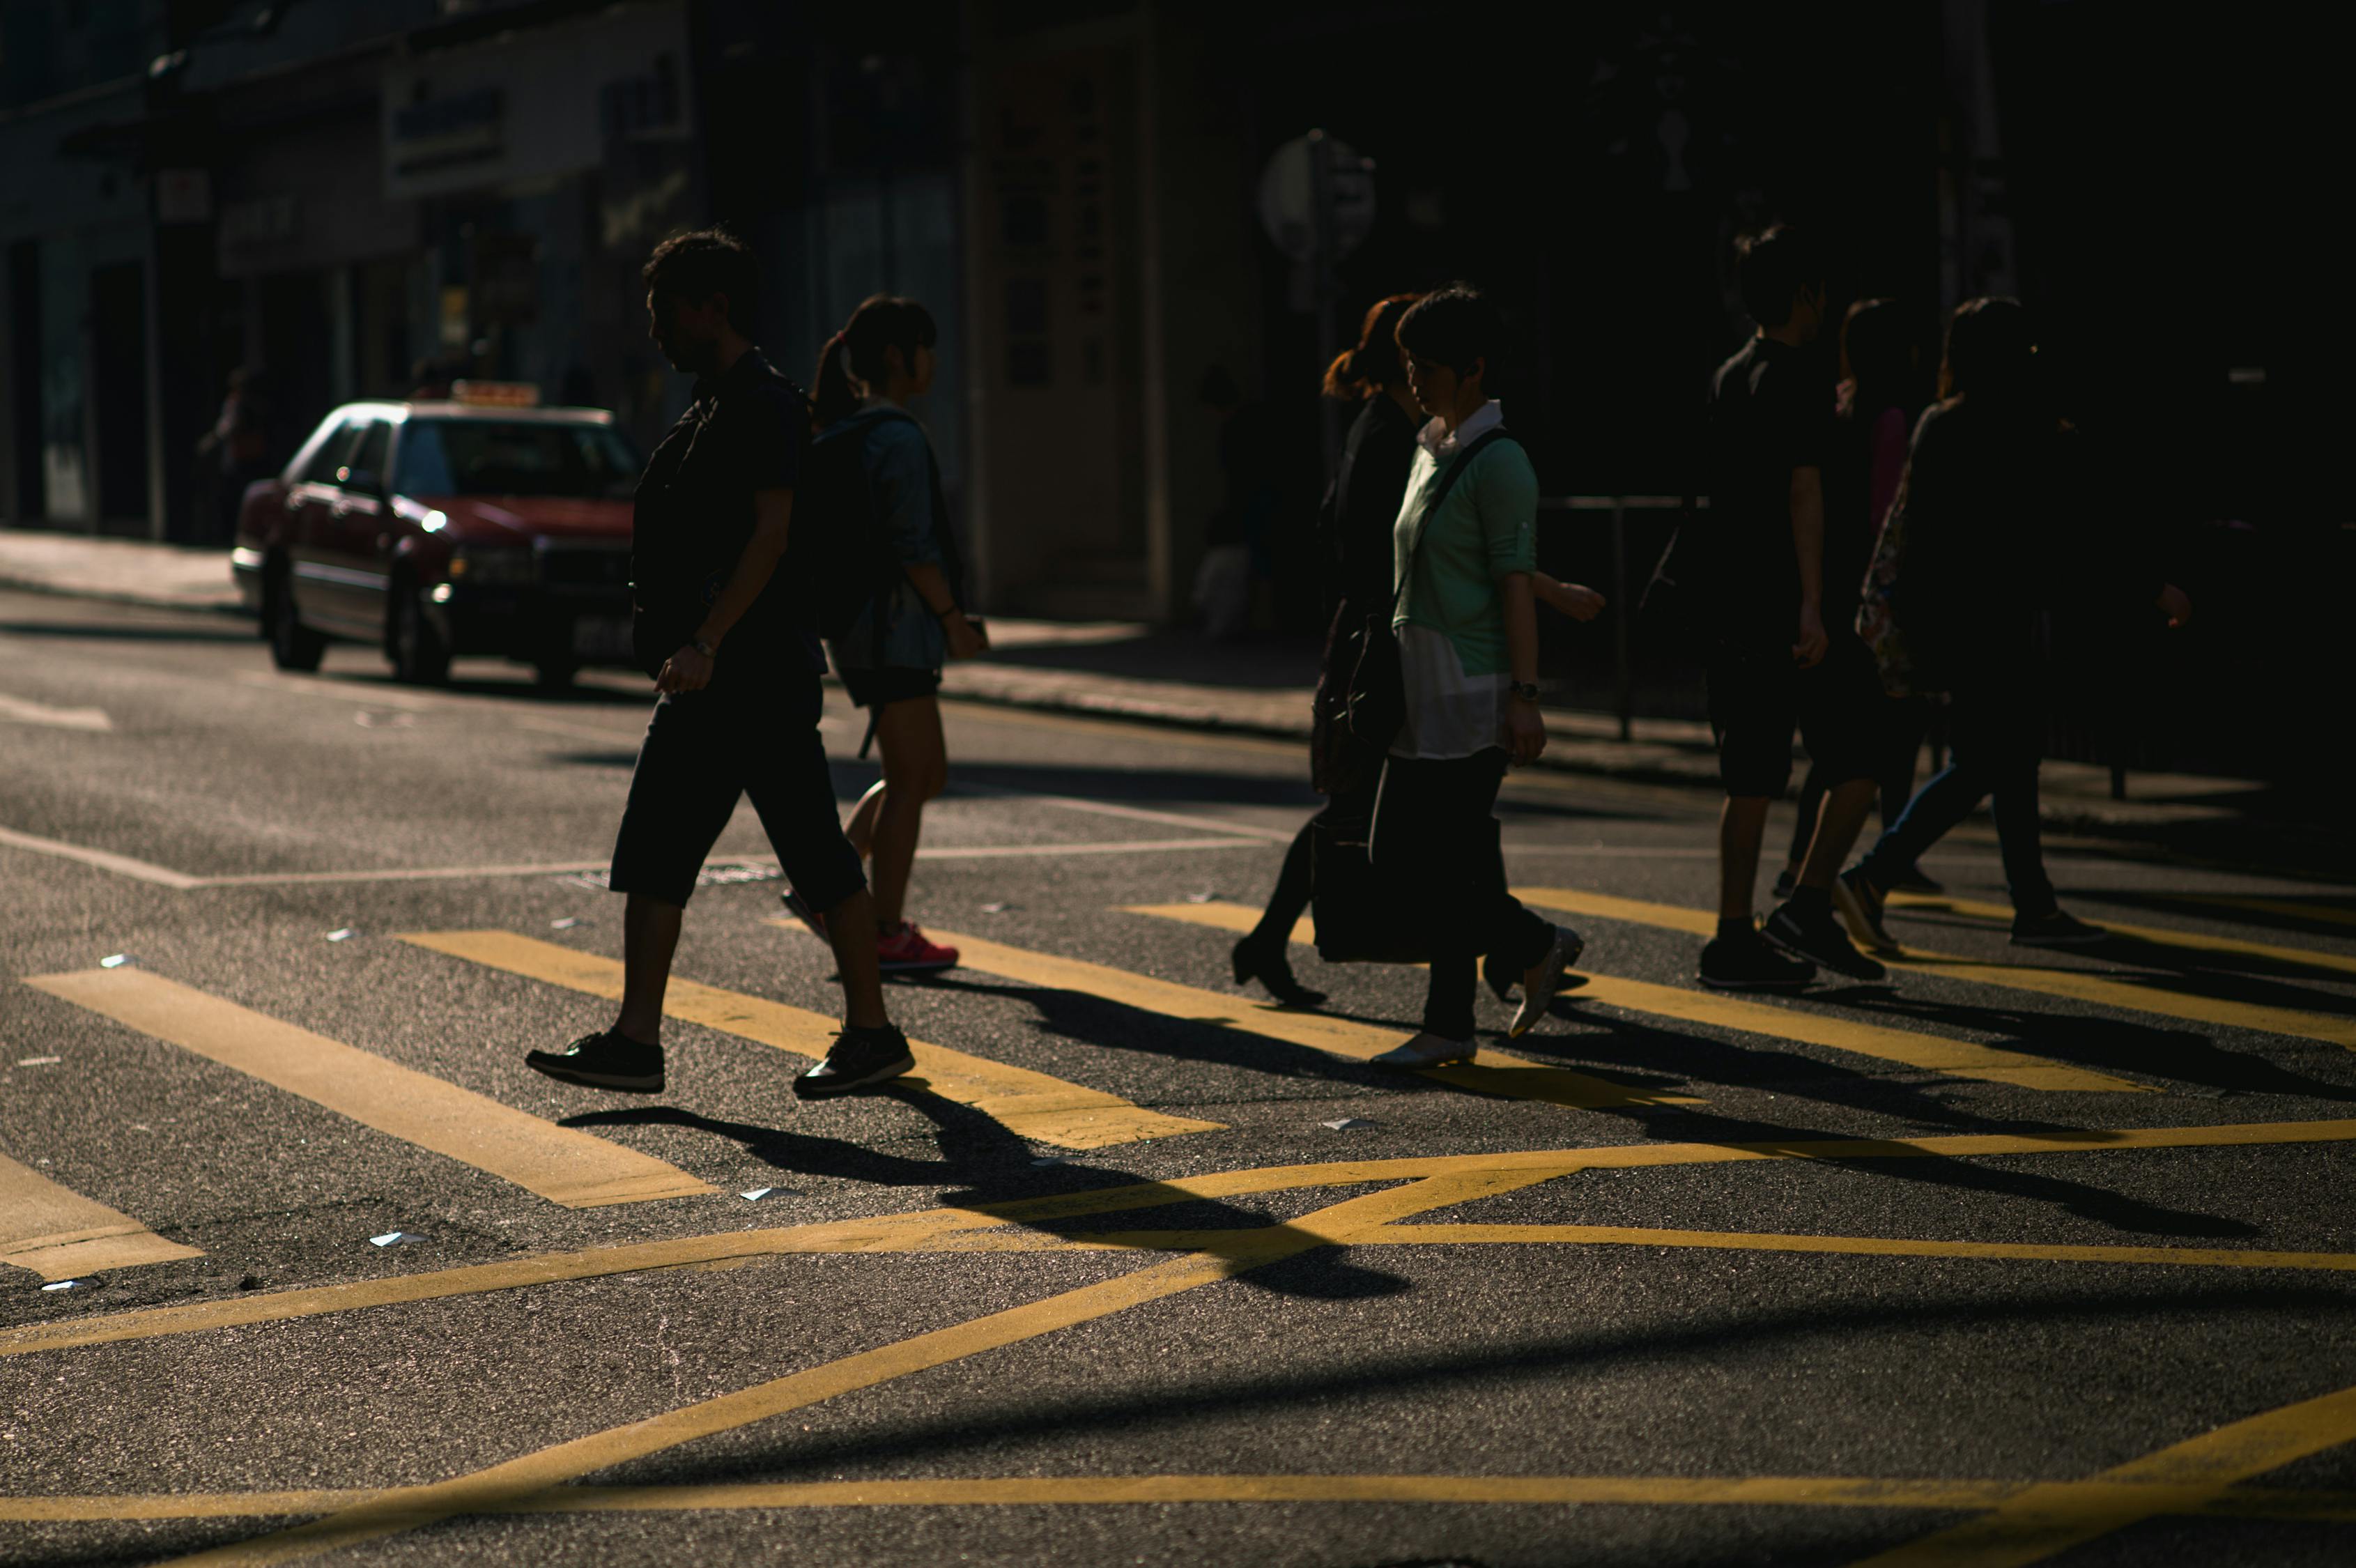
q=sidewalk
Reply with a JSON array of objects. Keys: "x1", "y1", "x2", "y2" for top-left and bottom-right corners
[{"x1": 3, "y1": 528, "x2": 2328, "y2": 864}]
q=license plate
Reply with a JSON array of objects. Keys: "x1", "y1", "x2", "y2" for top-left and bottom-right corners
[{"x1": 571, "y1": 615, "x2": 633, "y2": 659}]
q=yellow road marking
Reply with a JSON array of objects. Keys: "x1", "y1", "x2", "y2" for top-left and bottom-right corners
[
  {"x1": 23, "y1": 969, "x2": 710, "y2": 1209},
  {"x1": 1132, "y1": 902, "x2": 2141, "y2": 1093},
  {"x1": 0, "y1": 1148, "x2": 201, "y2": 1282},
  {"x1": 1888, "y1": 891, "x2": 2356, "y2": 981},
  {"x1": 160, "y1": 1171, "x2": 1548, "y2": 1565},
  {"x1": 1516, "y1": 886, "x2": 2356, "y2": 1051},
  {"x1": 15, "y1": 1474, "x2": 2356, "y2": 1525},
  {"x1": 1346, "y1": 1223, "x2": 2356, "y2": 1273},
  {"x1": 917, "y1": 924, "x2": 1701, "y2": 1109},
  {"x1": 2155, "y1": 893, "x2": 2356, "y2": 930},
  {"x1": 16, "y1": 1118, "x2": 2356, "y2": 1361},
  {"x1": 1849, "y1": 1376, "x2": 2356, "y2": 1566},
  {"x1": 399, "y1": 930, "x2": 1220, "y2": 1151}
]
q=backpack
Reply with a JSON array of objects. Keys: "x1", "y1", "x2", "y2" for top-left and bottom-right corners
[{"x1": 785, "y1": 413, "x2": 919, "y2": 643}]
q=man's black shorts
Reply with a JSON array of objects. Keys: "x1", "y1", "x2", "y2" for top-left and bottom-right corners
[
  {"x1": 608, "y1": 670, "x2": 865, "y2": 911},
  {"x1": 1707, "y1": 634, "x2": 1884, "y2": 799}
]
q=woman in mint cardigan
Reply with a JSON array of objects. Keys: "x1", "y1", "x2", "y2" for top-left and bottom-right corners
[{"x1": 1368, "y1": 286, "x2": 1584, "y2": 1068}]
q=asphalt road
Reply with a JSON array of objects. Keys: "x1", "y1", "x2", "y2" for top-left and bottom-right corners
[{"x1": 3, "y1": 586, "x2": 2354, "y2": 1568}]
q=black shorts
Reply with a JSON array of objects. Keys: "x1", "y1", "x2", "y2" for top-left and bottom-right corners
[
  {"x1": 607, "y1": 669, "x2": 865, "y2": 911},
  {"x1": 1707, "y1": 635, "x2": 1883, "y2": 799},
  {"x1": 839, "y1": 666, "x2": 941, "y2": 710}
]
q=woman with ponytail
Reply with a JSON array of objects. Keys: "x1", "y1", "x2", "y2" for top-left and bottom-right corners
[{"x1": 780, "y1": 295, "x2": 985, "y2": 974}]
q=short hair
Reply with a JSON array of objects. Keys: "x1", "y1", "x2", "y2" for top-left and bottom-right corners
[
  {"x1": 642, "y1": 228, "x2": 757, "y2": 330},
  {"x1": 1735, "y1": 224, "x2": 1822, "y2": 328},
  {"x1": 1394, "y1": 283, "x2": 1503, "y2": 380}
]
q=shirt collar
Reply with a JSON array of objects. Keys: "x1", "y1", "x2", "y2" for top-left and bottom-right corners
[
  {"x1": 1418, "y1": 399, "x2": 1504, "y2": 457},
  {"x1": 693, "y1": 345, "x2": 766, "y2": 406}
]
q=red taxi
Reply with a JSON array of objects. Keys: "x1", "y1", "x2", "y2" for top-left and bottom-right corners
[{"x1": 230, "y1": 384, "x2": 641, "y2": 686}]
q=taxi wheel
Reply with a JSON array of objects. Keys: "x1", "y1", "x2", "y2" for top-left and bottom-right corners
[
  {"x1": 265, "y1": 571, "x2": 326, "y2": 672},
  {"x1": 389, "y1": 584, "x2": 451, "y2": 685}
]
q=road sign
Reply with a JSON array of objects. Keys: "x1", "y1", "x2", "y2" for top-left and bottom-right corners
[{"x1": 1256, "y1": 130, "x2": 1375, "y2": 263}]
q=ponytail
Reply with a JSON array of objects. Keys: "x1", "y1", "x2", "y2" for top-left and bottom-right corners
[
  {"x1": 809, "y1": 295, "x2": 939, "y2": 431},
  {"x1": 810, "y1": 331, "x2": 859, "y2": 429},
  {"x1": 1322, "y1": 292, "x2": 1421, "y2": 401}
]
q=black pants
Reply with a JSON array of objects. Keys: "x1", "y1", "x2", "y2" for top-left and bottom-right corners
[
  {"x1": 1369, "y1": 750, "x2": 1555, "y2": 1040},
  {"x1": 1858, "y1": 682, "x2": 2054, "y2": 916},
  {"x1": 608, "y1": 670, "x2": 865, "y2": 911}
]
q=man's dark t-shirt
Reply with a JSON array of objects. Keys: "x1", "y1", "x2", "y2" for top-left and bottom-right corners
[
  {"x1": 1703, "y1": 336, "x2": 1833, "y2": 648},
  {"x1": 629, "y1": 347, "x2": 816, "y2": 680}
]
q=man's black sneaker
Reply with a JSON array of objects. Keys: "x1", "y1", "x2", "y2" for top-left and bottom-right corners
[
  {"x1": 525, "y1": 1031, "x2": 664, "y2": 1093},
  {"x1": 1888, "y1": 866, "x2": 1945, "y2": 895},
  {"x1": 794, "y1": 1024, "x2": 916, "y2": 1100},
  {"x1": 1833, "y1": 868, "x2": 1900, "y2": 953},
  {"x1": 1698, "y1": 928, "x2": 1817, "y2": 992},
  {"x1": 1764, "y1": 900, "x2": 1888, "y2": 981},
  {"x1": 2011, "y1": 909, "x2": 2108, "y2": 948},
  {"x1": 1771, "y1": 868, "x2": 1799, "y2": 901}
]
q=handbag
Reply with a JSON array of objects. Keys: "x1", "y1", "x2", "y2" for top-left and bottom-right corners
[
  {"x1": 1856, "y1": 481, "x2": 1922, "y2": 697},
  {"x1": 1308, "y1": 426, "x2": 1517, "y2": 796}
]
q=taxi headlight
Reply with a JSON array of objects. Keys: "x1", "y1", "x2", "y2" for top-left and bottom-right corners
[{"x1": 447, "y1": 546, "x2": 537, "y2": 586}]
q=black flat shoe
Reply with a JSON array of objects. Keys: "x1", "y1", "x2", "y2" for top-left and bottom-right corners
[
  {"x1": 526, "y1": 1031, "x2": 665, "y2": 1093},
  {"x1": 1231, "y1": 936, "x2": 1325, "y2": 1008}
]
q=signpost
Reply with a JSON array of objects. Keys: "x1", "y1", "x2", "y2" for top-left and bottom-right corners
[{"x1": 1258, "y1": 130, "x2": 1375, "y2": 479}]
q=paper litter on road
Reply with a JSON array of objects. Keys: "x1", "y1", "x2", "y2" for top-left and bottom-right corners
[
  {"x1": 739, "y1": 1188, "x2": 776, "y2": 1201},
  {"x1": 99, "y1": 954, "x2": 134, "y2": 969},
  {"x1": 1180, "y1": 891, "x2": 1219, "y2": 904},
  {"x1": 325, "y1": 928, "x2": 359, "y2": 942},
  {"x1": 40, "y1": 1279, "x2": 81, "y2": 1292},
  {"x1": 1321, "y1": 1117, "x2": 1376, "y2": 1131},
  {"x1": 981, "y1": 902, "x2": 1015, "y2": 914},
  {"x1": 14, "y1": 1056, "x2": 61, "y2": 1067},
  {"x1": 368, "y1": 1231, "x2": 421, "y2": 1247},
  {"x1": 550, "y1": 917, "x2": 587, "y2": 930}
]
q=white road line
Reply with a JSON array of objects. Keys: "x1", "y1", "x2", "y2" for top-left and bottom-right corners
[
  {"x1": 0, "y1": 693, "x2": 111, "y2": 731},
  {"x1": 0, "y1": 824, "x2": 201, "y2": 889},
  {"x1": 960, "y1": 783, "x2": 1296, "y2": 843}
]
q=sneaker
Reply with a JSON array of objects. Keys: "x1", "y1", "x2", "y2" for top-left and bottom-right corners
[
  {"x1": 1888, "y1": 866, "x2": 1945, "y2": 895},
  {"x1": 1764, "y1": 899, "x2": 1888, "y2": 981},
  {"x1": 1371, "y1": 1031, "x2": 1477, "y2": 1068},
  {"x1": 876, "y1": 921, "x2": 959, "y2": 974},
  {"x1": 1698, "y1": 927, "x2": 1817, "y2": 992},
  {"x1": 1509, "y1": 925, "x2": 1586, "y2": 1038},
  {"x1": 780, "y1": 889, "x2": 829, "y2": 942},
  {"x1": 1833, "y1": 868, "x2": 1900, "y2": 953},
  {"x1": 525, "y1": 1030, "x2": 664, "y2": 1093},
  {"x1": 2011, "y1": 909, "x2": 2108, "y2": 948},
  {"x1": 1771, "y1": 868, "x2": 1799, "y2": 901},
  {"x1": 793, "y1": 1024, "x2": 917, "y2": 1099}
]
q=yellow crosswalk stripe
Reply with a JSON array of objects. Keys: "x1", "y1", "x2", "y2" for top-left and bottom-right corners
[
  {"x1": 403, "y1": 930, "x2": 1219, "y2": 1151},
  {"x1": 24, "y1": 969, "x2": 712, "y2": 1208},
  {"x1": 1516, "y1": 887, "x2": 2356, "y2": 1051},
  {"x1": 1886, "y1": 891, "x2": 2356, "y2": 980},
  {"x1": 921, "y1": 924, "x2": 1702, "y2": 1109},
  {"x1": 1131, "y1": 902, "x2": 2142, "y2": 1094},
  {"x1": 2153, "y1": 893, "x2": 2356, "y2": 930},
  {"x1": 0, "y1": 1148, "x2": 201, "y2": 1282}
]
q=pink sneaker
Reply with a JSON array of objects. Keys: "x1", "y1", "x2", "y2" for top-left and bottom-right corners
[{"x1": 875, "y1": 921, "x2": 959, "y2": 974}]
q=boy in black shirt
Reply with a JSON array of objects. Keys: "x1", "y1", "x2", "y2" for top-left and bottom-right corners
[
  {"x1": 526, "y1": 229, "x2": 914, "y2": 1099},
  {"x1": 1697, "y1": 226, "x2": 1886, "y2": 989}
]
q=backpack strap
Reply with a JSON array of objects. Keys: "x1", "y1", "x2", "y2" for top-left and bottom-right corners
[{"x1": 1388, "y1": 425, "x2": 1518, "y2": 620}]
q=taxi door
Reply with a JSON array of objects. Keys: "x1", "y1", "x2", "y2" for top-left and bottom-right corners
[
  {"x1": 312, "y1": 420, "x2": 396, "y2": 636},
  {"x1": 284, "y1": 417, "x2": 363, "y2": 633}
]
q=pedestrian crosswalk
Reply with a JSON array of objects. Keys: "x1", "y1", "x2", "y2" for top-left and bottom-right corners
[
  {"x1": 399, "y1": 930, "x2": 1223, "y2": 1150},
  {"x1": 25, "y1": 967, "x2": 714, "y2": 1209},
  {"x1": 1885, "y1": 891, "x2": 2356, "y2": 981},
  {"x1": 912, "y1": 926, "x2": 1704, "y2": 1110},
  {"x1": 1125, "y1": 903, "x2": 2143, "y2": 1094},
  {"x1": 0, "y1": 1148, "x2": 200, "y2": 1282},
  {"x1": 1514, "y1": 887, "x2": 2356, "y2": 1051}
]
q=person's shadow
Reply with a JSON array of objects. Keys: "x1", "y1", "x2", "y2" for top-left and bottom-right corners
[{"x1": 562, "y1": 1084, "x2": 1409, "y2": 1300}]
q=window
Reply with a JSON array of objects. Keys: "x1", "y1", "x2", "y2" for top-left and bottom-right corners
[
  {"x1": 341, "y1": 422, "x2": 392, "y2": 488},
  {"x1": 297, "y1": 420, "x2": 362, "y2": 485},
  {"x1": 394, "y1": 420, "x2": 641, "y2": 499}
]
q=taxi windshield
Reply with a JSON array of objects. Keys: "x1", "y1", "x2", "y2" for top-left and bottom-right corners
[{"x1": 395, "y1": 420, "x2": 640, "y2": 500}]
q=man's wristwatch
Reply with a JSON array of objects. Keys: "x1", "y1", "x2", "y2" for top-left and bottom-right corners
[
  {"x1": 1509, "y1": 680, "x2": 1541, "y2": 704},
  {"x1": 693, "y1": 638, "x2": 718, "y2": 659}
]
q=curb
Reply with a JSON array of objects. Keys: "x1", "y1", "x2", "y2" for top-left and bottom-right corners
[{"x1": 0, "y1": 573, "x2": 250, "y2": 620}]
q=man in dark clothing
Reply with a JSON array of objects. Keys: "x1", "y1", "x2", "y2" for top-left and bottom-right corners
[
  {"x1": 1697, "y1": 225, "x2": 1886, "y2": 990},
  {"x1": 525, "y1": 229, "x2": 913, "y2": 1100}
]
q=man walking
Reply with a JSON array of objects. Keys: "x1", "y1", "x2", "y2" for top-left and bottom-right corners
[
  {"x1": 526, "y1": 228, "x2": 914, "y2": 1100},
  {"x1": 1697, "y1": 225, "x2": 1887, "y2": 990}
]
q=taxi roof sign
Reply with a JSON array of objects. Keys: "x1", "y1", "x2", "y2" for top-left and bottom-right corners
[{"x1": 451, "y1": 380, "x2": 540, "y2": 408}]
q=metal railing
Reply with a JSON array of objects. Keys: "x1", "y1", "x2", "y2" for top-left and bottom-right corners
[{"x1": 1536, "y1": 495, "x2": 1706, "y2": 741}]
